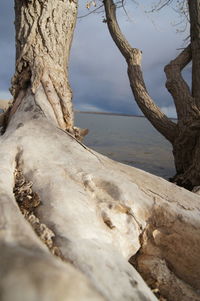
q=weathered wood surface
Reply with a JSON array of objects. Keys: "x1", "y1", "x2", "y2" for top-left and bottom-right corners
[{"x1": 0, "y1": 90, "x2": 200, "y2": 300}]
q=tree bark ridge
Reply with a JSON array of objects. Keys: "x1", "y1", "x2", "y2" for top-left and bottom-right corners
[{"x1": 11, "y1": 0, "x2": 78, "y2": 131}]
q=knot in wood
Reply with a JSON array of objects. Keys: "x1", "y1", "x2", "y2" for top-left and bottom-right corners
[{"x1": 128, "y1": 48, "x2": 142, "y2": 65}]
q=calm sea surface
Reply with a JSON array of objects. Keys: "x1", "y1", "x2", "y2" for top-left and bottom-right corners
[{"x1": 75, "y1": 113, "x2": 175, "y2": 179}]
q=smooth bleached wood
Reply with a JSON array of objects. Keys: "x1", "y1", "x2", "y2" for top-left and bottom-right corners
[{"x1": 0, "y1": 90, "x2": 200, "y2": 300}]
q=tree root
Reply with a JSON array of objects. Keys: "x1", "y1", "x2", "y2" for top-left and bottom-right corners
[{"x1": 1, "y1": 90, "x2": 200, "y2": 300}]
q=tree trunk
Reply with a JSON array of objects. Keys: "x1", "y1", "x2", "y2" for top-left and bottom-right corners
[
  {"x1": 10, "y1": 0, "x2": 77, "y2": 132},
  {"x1": 1, "y1": 1, "x2": 200, "y2": 300},
  {"x1": 103, "y1": 0, "x2": 200, "y2": 189},
  {"x1": 164, "y1": 0, "x2": 200, "y2": 189}
]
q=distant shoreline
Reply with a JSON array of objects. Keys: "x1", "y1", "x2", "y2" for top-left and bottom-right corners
[
  {"x1": 76, "y1": 111, "x2": 177, "y2": 120},
  {"x1": 0, "y1": 103, "x2": 177, "y2": 120},
  {"x1": 75, "y1": 111, "x2": 144, "y2": 118}
]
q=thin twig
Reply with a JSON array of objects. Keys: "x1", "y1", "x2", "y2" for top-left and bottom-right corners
[{"x1": 78, "y1": 4, "x2": 104, "y2": 19}]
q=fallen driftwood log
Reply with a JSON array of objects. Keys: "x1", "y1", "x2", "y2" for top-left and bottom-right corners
[{"x1": 0, "y1": 91, "x2": 200, "y2": 301}]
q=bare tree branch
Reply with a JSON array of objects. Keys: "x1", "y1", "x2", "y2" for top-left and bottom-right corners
[
  {"x1": 103, "y1": 0, "x2": 177, "y2": 143},
  {"x1": 147, "y1": 0, "x2": 173, "y2": 12},
  {"x1": 164, "y1": 45, "x2": 199, "y2": 120},
  {"x1": 78, "y1": 4, "x2": 104, "y2": 19}
]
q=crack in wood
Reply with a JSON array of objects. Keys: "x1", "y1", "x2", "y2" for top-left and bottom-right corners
[{"x1": 13, "y1": 166, "x2": 64, "y2": 260}]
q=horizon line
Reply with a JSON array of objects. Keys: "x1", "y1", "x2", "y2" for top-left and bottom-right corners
[{"x1": 75, "y1": 110, "x2": 177, "y2": 120}]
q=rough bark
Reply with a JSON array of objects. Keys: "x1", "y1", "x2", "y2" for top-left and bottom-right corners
[
  {"x1": 164, "y1": 45, "x2": 196, "y2": 120},
  {"x1": 164, "y1": 0, "x2": 200, "y2": 188},
  {"x1": 1, "y1": 94, "x2": 200, "y2": 300},
  {"x1": 11, "y1": 0, "x2": 77, "y2": 132},
  {"x1": 103, "y1": 0, "x2": 200, "y2": 189},
  {"x1": 164, "y1": 45, "x2": 200, "y2": 188}
]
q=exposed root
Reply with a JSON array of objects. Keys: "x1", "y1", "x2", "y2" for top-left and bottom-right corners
[
  {"x1": 169, "y1": 167, "x2": 200, "y2": 191},
  {"x1": 73, "y1": 126, "x2": 89, "y2": 141},
  {"x1": 41, "y1": 74, "x2": 89, "y2": 140},
  {"x1": 41, "y1": 73, "x2": 67, "y2": 130},
  {"x1": 14, "y1": 168, "x2": 64, "y2": 260},
  {"x1": 169, "y1": 173, "x2": 194, "y2": 191}
]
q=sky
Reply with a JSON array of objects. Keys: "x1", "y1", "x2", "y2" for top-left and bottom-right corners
[{"x1": 0, "y1": 0, "x2": 189, "y2": 118}]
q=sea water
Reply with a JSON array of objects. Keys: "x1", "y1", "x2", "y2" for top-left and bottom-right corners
[{"x1": 75, "y1": 112, "x2": 176, "y2": 179}]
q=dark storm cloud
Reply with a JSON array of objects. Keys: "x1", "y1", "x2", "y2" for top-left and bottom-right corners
[
  {"x1": 0, "y1": 1, "x2": 189, "y2": 117},
  {"x1": 69, "y1": 2, "x2": 188, "y2": 117}
]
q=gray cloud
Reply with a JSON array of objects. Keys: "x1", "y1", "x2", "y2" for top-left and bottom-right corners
[
  {"x1": 0, "y1": 0, "x2": 189, "y2": 117},
  {"x1": 0, "y1": 0, "x2": 15, "y2": 98},
  {"x1": 69, "y1": 2, "x2": 188, "y2": 116}
]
